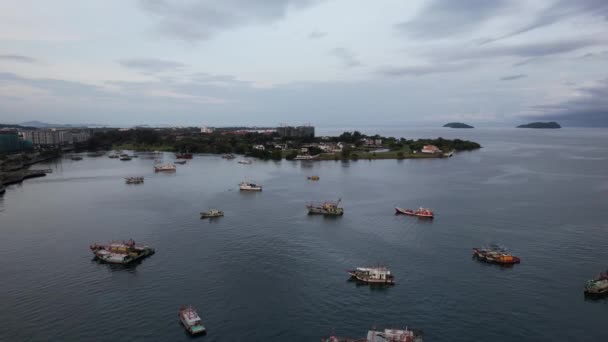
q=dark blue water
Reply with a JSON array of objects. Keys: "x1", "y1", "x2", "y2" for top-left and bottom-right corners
[{"x1": 1, "y1": 128, "x2": 607, "y2": 341}]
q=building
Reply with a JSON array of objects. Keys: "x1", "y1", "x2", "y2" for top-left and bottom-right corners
[
  {"x1": 421, "y1": 145, "x2": 442, "y2": 154},
  {"x1": 22, "y1": 129, "x2": 76, "y2": 146},
  {"x1": 276, "y1": 125, "x2": 315, "y2": 138},
  {"x1": 200, "y1": 126, "x2": 214, "y2": 134},
  {"x1": 71, "y1": 131, "x2": 91, "y2": 143},
  {"x1": 253, "y1": 144, "x2": 265, "y2": 151},
  {"x1": 0, "y1": 130, "x2": 32, "y2": 153}
]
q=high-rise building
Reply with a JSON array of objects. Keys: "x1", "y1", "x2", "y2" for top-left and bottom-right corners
[{"x1": 276, "y1": 125, "x2": 315, "y2": 138}]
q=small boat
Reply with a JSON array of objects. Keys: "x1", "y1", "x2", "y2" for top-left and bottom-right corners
[
  {"x1": 238, "y1": 159, "x2": 252, "y2": 164},
  {"x1": 584, "y1": 269, "x2": 608, "y2": 296},
  {"x1": 307, "y1": 175, "x2": 320, "y2": 181},
  {"x1": 108, "y1": 154, "x2": 119, "y2": 159},
  {"x1": 174, "y1": 160, "x2": 187, "y2": 165},
  {"x1": 178, "y1": 306, "x2": 206, "y2": 335},
  {"x1": 294, "y1": 154, "x2": 320, "y2": 160},
  {"x1": 307, "y1": 199, "x2": 343, "y2": 216},
  {"x1": 347, "y1": 266, "x2": 395, "y2": 285},
  {"x1": 70, "y1": 156, "x2": 83, "y2": 161},
  {"x1": 90, "y1": 239, "x2": 155, "y2": 264},
  {"x1": 120, "y1": 155, "x2": 132, "y2": 161},
  {"x1": 222, "y1": 154, "x2": 236, "y2": 159},
  {"x1": 472, "y1": 245, "x2": 521, "y2": 265},
  {"x1": 324, "y1": 327, "x2": 423, "y2": 342},
  {"x1": 395, "y1": 207, "x2": 433, "y2": 218},
  {"x1": 239, "y1": 181, "x2": 262, "y2": 191},
  {"x1": 125, "y1": 176, "x2": 144, "y2": 184},
  {"x1": 175, "y1": 152, "x2": 193, "y2": 159},
  {"x1": 154, "y1": 163, "x2": 176, "y2": 172},
  {"x1": 200, "y1": 209, "x2": 224, "y2": 218}
]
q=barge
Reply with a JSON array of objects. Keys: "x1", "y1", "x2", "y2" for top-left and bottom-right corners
[
  {"x1": 90, "y1": 239, "x2": 155, "y2": 264},
  {"x1": 348, "y1": 266, "x2": 395, "y2": 285},
  {"x1": 472, "y1": 245, "x2": 521, "y2": 265}
]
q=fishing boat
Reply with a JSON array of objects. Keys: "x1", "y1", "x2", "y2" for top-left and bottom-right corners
[
  {"x1": 347, "y1": 266, "x2": 395, "y2": 284},
  {"x1": 324, "y1": 327, "x2": 423, "y2": 342},
  {"x1": 307, "y1": 175, "x2": 320, "y2": 181},
  {"x1": 307, "y1": 199, "x2": 343, "y2": 216},
  {"x1": 584, "y1": 269, "x2": 608, "y2": 296},
  {"x1": 239, "y1": 181, "x2": 262, "y2": 191},
  {"x1": 200, "y1": 209, "x2": 224, "y2": 218},
  {"x1": 175, "y1": 152, "x2": 193, "y2": 159},
  {"x1": 395, "y1": 207, "x2": 433, "y2": 218},
  {"x1": 178, "y1": 306, "x2": 206, "y2": 335},
  {"x1": 154, "y1": 163, "x2": 176, "y2": 172},
  {"x1": 472, "y1": 245, "x2": 521, "y2": 265},
  {"x1": 125, "y1": 176, "x2": 144, "y2": 184},
  {"x1": 90, "y1": 239, "x2": 155, "y2": 264},
  {"x1": 174, "y1": 160, "x2": 187, "y2": 165},
  {"x1": 238, "y1": 159, "x2": 252, "y2": 164}
]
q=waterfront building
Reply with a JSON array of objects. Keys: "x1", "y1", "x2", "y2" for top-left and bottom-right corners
[
  {"x1": 0, "y1": 130, "x2": 32, "y2": 153},
  {"x1": 421, "y1": 145, "x2": 442, "y2": 154},
  {"x1": 276, "y1": 125, "x2": 315, "y2": 138},
  {"x1": 21, "y1": 129, "x2": 80, "y2": 146}
]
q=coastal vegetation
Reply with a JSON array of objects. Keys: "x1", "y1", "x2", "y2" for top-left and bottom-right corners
[
  {"x1": 517, "y1": 121, "x2": 561, "y2": 129},
  {"x1": 443, "y1": 122, "x2": 474, "y2": 128}
]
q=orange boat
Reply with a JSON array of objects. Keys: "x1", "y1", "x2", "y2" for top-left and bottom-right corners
[{"x1": 472, "y1": 245, "x2": 521, "y2": 265}]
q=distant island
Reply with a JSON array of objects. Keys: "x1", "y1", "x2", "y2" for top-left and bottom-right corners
[
  {"x1": 517, "y1": 122, "x2": 561, "y2": 129},
  {"x1": 443, "y1": 122, "x2": 474, "y2": 128}
]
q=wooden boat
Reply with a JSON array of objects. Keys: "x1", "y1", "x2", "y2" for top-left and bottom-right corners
[
  {"x1": 347, "y1": 266, "x2": 394, "y2": 284},
  {"x1": 395, "y1": 207, "x2": 433, "y2": 218},
  {"x1": 472, "y1": 245, "x2": 521, "y2": 265},
  {"x1": 201, "y1": 209, "x2": 224, "y2": 218},
  {"x1": 178, "y1": 306, "x2": 206, "y2": 335}
]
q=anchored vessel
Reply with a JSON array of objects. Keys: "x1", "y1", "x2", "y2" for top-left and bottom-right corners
[
  {"x1": 70, "y1": 155, "x2": 83, "y2": 161},
  {"x1": 175, "y1": 152, "x2": 193, "y2": 159},
  {"x1": 307, "y1": 175, "x2": 320, "y2": 181},
  {"x1": 174, "y1": 160, "x2": 187, "y2": 165},
  {"x1": 125, "y1": 176, "x2": 144, "y2": 184},
  {"x1": 239, "y1": 181, "x2": 262, "y2": 191},
  {"x1": 584, "y1": 269, "x2": 608, "y2": 296},
  {"x1": 119, "y1": 154, "x2": 132, "y2": 161},
  {"x1": 222, "y1": 154, "x2": 236, "y2": 159},
  {"x1": 238, "y1": 159, "x2": 253, "y2": 164},
  {"x1": 395, "y1": 207, "x2": 434, "y2": 218},
  {"x1": 90, "y1": 239, "x2": 155, "y2": 264},
  {"x1": 108, "y1": 153, "x2": 119, "y2": 159},
  {"x1": 307, "y1": 199, "x2": 343, "y2": 216},
  {"x1": 324, "y1": 327, "x2": 423, "y2": 342},
  {"x1": 294, "y1": 154, "x2": 319, "y2": 160},
  {"x1": 178, "y1": 306, "x2": 206, "y2": 335},
  {"x1": 201, "y1": 209, "x2": 224, "y2": 218},
  {"x1": 348, "y1": 266, "x2": 395, "y2": 284},
  {"x1": 154, "y1": 163, "x2": 177, "y2": 172},
  {"x1": 472, "y1": 245, "x2": 521, "y2": 265}
]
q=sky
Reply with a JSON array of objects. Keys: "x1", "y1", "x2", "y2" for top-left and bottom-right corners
[{"x1": 0, "y1": 0, "x2": 607, "y2": 127}]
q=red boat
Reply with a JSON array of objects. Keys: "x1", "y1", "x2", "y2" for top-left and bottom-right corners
[
  {"x1": 395, "y1": 207, "x2": 434, "y2": 218},
  {"x1": 175, "y1": 153, "x2": 193, "y2": 159}
]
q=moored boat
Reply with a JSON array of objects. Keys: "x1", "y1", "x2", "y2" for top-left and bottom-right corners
[
  {"x1": 584, "y1": 270, "x2": 608, "y2": 296},
  {"x1": 395, "y1": 207, "x2": 433, "y2": 218},
  {"x1": 125, "y1": 176, "x2": 144, "y2": 184},
  {"x1": 175, "y1": 152, "x2": 193, "y2": 159},
  {"x1": 178, "y1": 306, "x2": 206, "y2": 335},
  {"x1": 154, "y1": 163, "x2": 176, "y2": 172},
  {"x1": 70, "y1": 155, "x2": 83, "y2": 161},
  {"x1": 238, "y1": 159, "x2": 252, "y2": 164},
  {"x1": 119, "y1": 155, "x2": 132, "y2": 161},
  {"x1": 324, "y1": 327, "x2": 423, "y2": 342},
  {"x1": 174, "y1": 160, "x2": 187, "y2": 164},
  {"x1": 239, "y1": 181, "x2": 262, "y2": 191},
  {"x1": 108, "y1": 154, "x2": 119, "y2": 159},
  {"x1": 200, "y1": 209, "x2": 224, "y2": 218},
  {"x1": 347, "y1": 266, "x2": 395, "y2": 285},
  {"x1": 472, "y1": 245, "x2": 520, "y2": 265},
  {"x1": 0, "y1": 185, "x2": 6, "y2": 195},
  {"x1": 307, "y1": 199, "x2": 343, "y2": 216},
  {"x1": 90, "y1": 239, "x2": 155, "y2": 264},
  {"x1": 294, "y1": 154, "x2": 319, "y2": 160},
  {"x1": 307, "y1": 175, "x2": 320, "y2": 181},
  {"x1": 222, "y1": 154, "x2": 236, "y2": 159}
]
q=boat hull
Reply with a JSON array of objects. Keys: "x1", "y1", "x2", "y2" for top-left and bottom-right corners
[
  {"x1": 347, "y1": 271, "x2": 395, "y2": 285},
  {"x1": 308, "y1": 207, "x2": 344, "y2": 216}
]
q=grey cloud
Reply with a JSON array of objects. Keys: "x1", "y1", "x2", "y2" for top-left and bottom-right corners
[
  {"x1": 528, "y1": 78, "x2": 608, "y2": 126},
  {"x1": 395, "y1": 0, "x2": 510, "y2": 39},
  {"x1": 500, "y1": 74, "x2": 527, "y2": 81},
  {"x1": 329, "y1": 48, "x2": 361, "y2": 68},
  {"x1": 377, "y1": 61, "x2": 474, "y2": 77},
  {"x1": 139, "y1": 0, "x2": 321, "y2": 41},
  {"x1": 308, "y1": 30, "x2": 327, "y2": 39},
  {"x1": 0, "y1": 54, "x2": 37, "y2": 63},
  {"x1": 0, "y1": 71, "x2": 107, "y2": 97},
  {"x1": 118, "y1": 58, "x2": 186, "y2": 73}
]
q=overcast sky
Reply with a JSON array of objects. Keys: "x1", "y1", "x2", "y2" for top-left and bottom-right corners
[{"x1": 0, "y1": 0, "x2": 607, "y2": 127}]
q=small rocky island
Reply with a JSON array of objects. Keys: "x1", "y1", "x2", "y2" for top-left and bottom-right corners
[
  {"x1": 517, "y1": 122, "x2": 561, "y2": 129},
  {"x1": 443, "y1": 122, "x2": 474, "y2": 128}
]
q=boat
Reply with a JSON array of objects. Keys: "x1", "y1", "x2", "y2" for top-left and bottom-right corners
[
  {"x1": 239, "y1": 181, "x2": 262, "y2": 191},
  {"x1": 222, "y1": 154, "x2": 236, "y2": 159},
  {"x1": 307, "y1": 175, "x2": 320, "y2": 181},
  {"x1": 154, "y1": 163, "x2": 176, "y2": 172},
  {"x1": 307, "y1": 199, "x2": 343, "y2": 216},
  {"x1": 324, "y1": 327, "x2": 423, "y2": 342},
  {"x1": 472, "y1": 245, "x2": 521, "y2": 265},
  {"x1": 395, "y1": 207, "x2": 433, "y2": 218},
  {"x1": 174, "y1": 160, "x2": 187, "y2": 165},
  {"x1": 175, "y1": 152, "x2": 193, "y2": 159},
  {"x1": 108, "y1": 154, "x2": 119, "y2": 159},
  {"x1": 119, "y1": 155, "x2": 132, "y2": 161},
  {"x1": 584, "y1": 269, "x2": 608, "y2": 296},
  {"x1": 294, "y1": 154, "x2": 319, "y2": 160},
  {"x1": 90, "y1": 239, "x2": 155, "y2": 264},
  {"x1": 347, "y1": 266, "x2": 395, "y2": 284},
  {"x1": 238, "y1": 159, "x2": 252, "y2": 164},
  {"x1": 70, "y1": 155, "x2": 83, "y2": 161},
  {"x1": 200, "y1": 209, "x2": 224, "y2": 218},
  {"x1": 178, "y1": 306, "x2": 206, "y2": 335},
  {"x1": 125, "y1": 176, "x2": 144, "y2": 184}
]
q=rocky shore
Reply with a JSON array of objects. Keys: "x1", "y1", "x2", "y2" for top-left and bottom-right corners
[{"x1": 0, "y1": 152, "x2": 57, "y2": 192}]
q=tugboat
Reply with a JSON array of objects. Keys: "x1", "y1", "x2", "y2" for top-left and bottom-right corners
[
  {"x1": 584, "y1": 269, "x2": 608, "y2": 297},
  {"x1": 154, "y1": 163, "x2": 177, "y2": 172},
  {"x1": 239, "y1": 181, "x2": 262, "y2": 191},
  {"x1": 175, "y1": 152, "x2": 193, "y2": 159},
  {"x1": 90, "y1": 239, "x2": 155, "y2": 264},
  {"x1": 200, "y1": 209, "x2": 224, "y2": 219},
  {"x1": 472, "y1": 245, "x2": 521, "y2": 265},
  {"x1": 347, "y1": 266, "x2": 395, "y2": 284},
  {"x1": 324, "y1": 327, "x2": 423, "y2": 342},
  {"x1": 125, "y1": 176, "x2": 144, "y2": 184},
  {"x1": 307, "y1": 175, "x2": 320, "y2": 181},
  {"x1": 178, "y1": 306, "x2": 206, "y2": 335},
  {"x1": 395, "y1": 207, "x2": 434, "y2": 218},
  {"x1": 307, "y1": 199, "x2": 343, "y2": 216}
]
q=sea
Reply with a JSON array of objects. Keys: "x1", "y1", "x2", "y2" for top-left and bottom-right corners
[{"x1": 1, "y1": 127, "x2": 607, "y2": 342}]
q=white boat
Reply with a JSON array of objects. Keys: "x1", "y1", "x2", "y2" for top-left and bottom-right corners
[
  {"x1": 238, "y1": 159, "x2": 252, "y2": 164},
  {"x1": 294, "y1": 154, "x2": 319, "y2": 160},
  {"x1": 178, "y1": 306, "x2": 206, "y2": 335},
  {"x1": 200, "y1": 209, "x2": 224, "y2": 218},
  {"x1": 347, "y1": 266, "x2": 395, "y2": 284},
  {"x1": 239, "y1": 181, "x2": 262, "y2": 191},
  {"x1": 154, "y1": 163, "x2": 176, "y2": 172}
]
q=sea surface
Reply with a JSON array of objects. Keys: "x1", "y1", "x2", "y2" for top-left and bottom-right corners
[{"x1": 1, "y1": 127, "x2": 607, "y2": 342}]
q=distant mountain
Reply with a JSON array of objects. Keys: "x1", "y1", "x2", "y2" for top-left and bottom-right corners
[
  {"x1": 517, "y1": 122, "x2": 561, "y2": 129},
  {"x1": 0, "y1": 123, "x2": 36, "y2": 130},
  {"x1": 443, "y1": 122, "x2": 474, "y2": 128}
]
